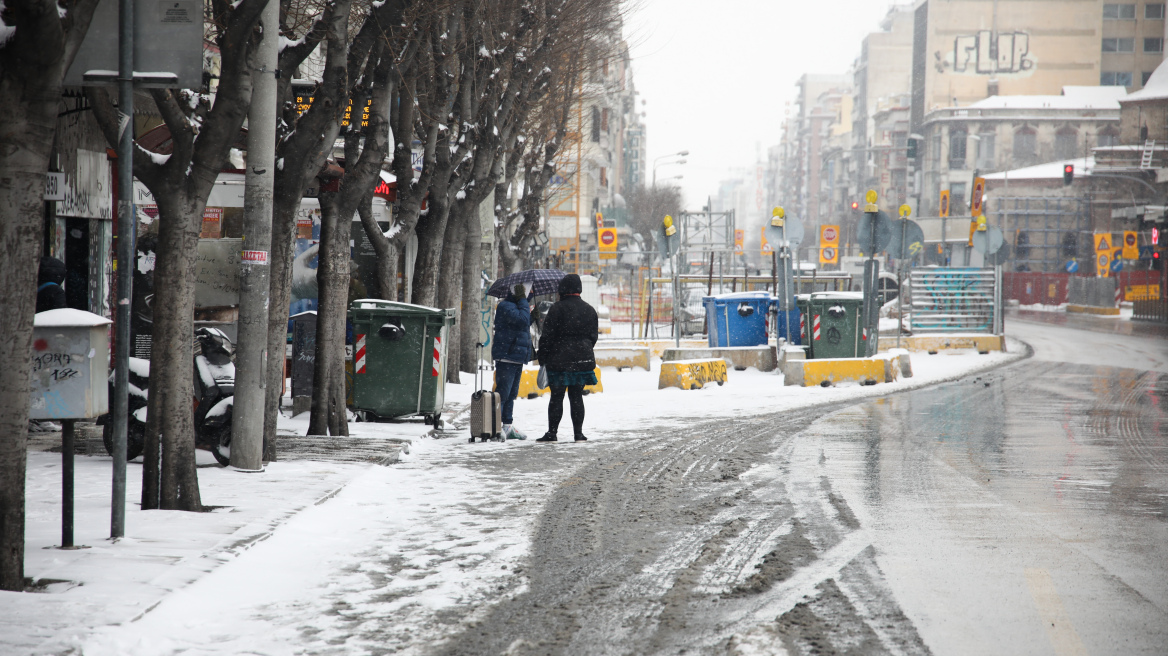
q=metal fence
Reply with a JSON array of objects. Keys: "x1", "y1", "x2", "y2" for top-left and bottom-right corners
[{"x1": 909, "y1": 267, "x2": 1002, "y2": 334}]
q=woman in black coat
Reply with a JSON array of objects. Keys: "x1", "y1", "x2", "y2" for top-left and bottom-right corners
[{"x1": 535, "y1": 273, "x2": 598, "y2": 442}]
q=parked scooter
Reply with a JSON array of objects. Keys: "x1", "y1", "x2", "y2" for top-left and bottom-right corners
[
  {"x1": 193, "y1": 327, "x2": 235, "y2": 466},
  {"x1": 98, "y1": 357, "x2": 150, "y2": 460},
  {"x1": 99, "y1": 328, "x2": 236, "y2": 466}
]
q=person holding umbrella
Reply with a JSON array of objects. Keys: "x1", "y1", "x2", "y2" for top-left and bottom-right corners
[
  {"x1": 492, "y1": 283, "x2": 534, "y2": 440},
  {"x1": 535, "y1": 273, "x2": 598, "y2": 442}
]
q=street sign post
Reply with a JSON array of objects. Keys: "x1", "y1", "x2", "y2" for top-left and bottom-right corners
[{"x1": 860, "y1": 191, "x2": 881, "y2": 357}]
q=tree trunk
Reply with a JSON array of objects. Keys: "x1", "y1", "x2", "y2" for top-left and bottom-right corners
[
  {"x1": 460, "y1": 205, "x2": 483, "y2": 376},
  {"x1": 308, "y1": 191, "x2": 349, "y2": 436},
  {"x1": 146, "y1": 192, "x2": 204, "y2": 511},
  {"x1": 0, "y1": 77, "x2": 54, "y2": 594},
  {"x1": 437, "y1": 205, "x2": 467, "y2": 384},
  {"x1": 355, "y1": 194, "x2": 397, "y2": 300},
  {"x1": 262, "y1": 190, "x2": 302, "y2": 460}
]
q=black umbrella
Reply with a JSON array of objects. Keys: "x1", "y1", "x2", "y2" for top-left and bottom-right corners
[{"x1": 487, "y1": 268, "x2": 567, "y2": 299}]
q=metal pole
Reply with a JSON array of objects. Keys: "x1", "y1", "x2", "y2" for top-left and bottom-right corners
[
  {"x1": 673, "y1": 255, "x2": 680, "y2": 348},
  {"x1": 862, "y1": 210, "x2": 880, "y2": 357},
  {"x1": 110, "y1": 0, "x2": 135, "y2": 539},
  {"x1": 897, "y1": 219, "x2": 907, "y2": 350},
  {"x1": 231, "y1": 0, "x2": 279, "y2": 471},
  {"x1": 62, "y1": 419, "x2": 75, "y2": 548}
]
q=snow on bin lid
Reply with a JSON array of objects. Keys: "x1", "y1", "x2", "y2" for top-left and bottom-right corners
[
  {"x1": 33, "y1": 308, "x2": 112, "y2": 328},
  {"x1": 290, "y1": 310, "x2": 318, "y2": 318},
  {"x1": 351, "y1": 298, "x2": 444, "y2": 313},
  {"x1": 704, "y1": 291, "x2": 771, "y2": 301},
  {"x1": 809, "y1": 291, "x2": 864, "y2": 301}
]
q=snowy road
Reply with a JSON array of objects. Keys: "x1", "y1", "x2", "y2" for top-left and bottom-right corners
[{"x1": 22, "y1": 312, "x2": 1166, "y2": 655}]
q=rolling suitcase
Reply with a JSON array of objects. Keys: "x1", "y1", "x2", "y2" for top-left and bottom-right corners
[{"x1": 469, "y1": 343, "x2": 502, "y2": 442}]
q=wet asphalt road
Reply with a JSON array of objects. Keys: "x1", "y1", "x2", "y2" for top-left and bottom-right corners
[{"x1": 436, "y1": 316, "x2": 1168, "y2": 655}]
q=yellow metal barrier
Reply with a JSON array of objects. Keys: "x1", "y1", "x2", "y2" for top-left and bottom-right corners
[
  {"x1": 658, "y1": 359, "x2": 728, "y2": 390},
  {"x1": 505, "y1": 366, "x2": 604, "y2": 399},
  {"x1": 879, "y1": 334, "x2": 1005, "y2": 354}
]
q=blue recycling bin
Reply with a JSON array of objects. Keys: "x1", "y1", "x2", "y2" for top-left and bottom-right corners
[
  {"x1": 703, "y1": 291, "x2": 770, "y2": 347},
  {"x1": 770, "y1": 296, "x2": 802, "y2": 345}
]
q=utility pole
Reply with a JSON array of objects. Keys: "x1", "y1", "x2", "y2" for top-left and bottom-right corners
[
  {"x1": 231, "y1": 0, "x2": 279, "y2": 471},
  {"x1": 110, "y1": 0, "x2": 135, "y2": 538},
  {"x1": 861, "y1": 190, "x2": 881, "y2": 357}
]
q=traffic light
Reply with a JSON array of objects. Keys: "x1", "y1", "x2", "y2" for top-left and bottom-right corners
[
  {"x1": 906, "y1": 138, "x2": 918, "y2": 160},
  {"x1": 1063, "y1": 164, "x2": 1074, "y2": 186},
  {"x1": 850, "y1": 201, "x2": 859, "y2": 211}
]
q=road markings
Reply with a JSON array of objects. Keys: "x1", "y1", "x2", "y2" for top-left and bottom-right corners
[{"x1": 1025, "y1": 568, "x2": 1088, "y2": 656}]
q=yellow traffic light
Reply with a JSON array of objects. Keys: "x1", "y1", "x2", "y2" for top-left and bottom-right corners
[
  {"x1": 976, "y1": 216, "x2": 987, "y2": 232},
  {"x1": 899, "y1": 204, "x2": 911, "y2": 218},
  {"x1": 865, "y1": 190, "x2": 878, "y2": 204},
  {"x1": 771, "y1": 206, "x2": 784, "y2": 227},
  {"x1": 663, "y1": 214, "x2": 676, "y2": 236}
]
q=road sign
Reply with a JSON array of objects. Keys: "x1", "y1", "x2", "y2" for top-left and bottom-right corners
[
  {"x1": 1066, "y1": 259, "x2": 1079, "y2": 273},
  {"x1": 939, "y1": 190, "x2": 951, "y2": 218},
  {"x1": 1122, "y1": 231, "x2": 1138, "y2": 260},
  {"x1": 970, "y1": 177, "x2": 986, "y2": 217},
  {"x1": 1094, "y1": 232, "x2": 1112, "y2": 253},
  {"x1": 765, "y1": 214, "x2": 803, "y2": 248},
  {"x1": 1111, "y1": 257, "x2": 1123, "y2": 273},
  {"x1": 1097, "y1": 252, "x2": 1110, "y2": 277},
  {"x1": 820, "y1": 246, "x2": 837, "y2": 265},
  {"x1": 888, "y1": 219, "x2": 925, "y2": 260},
  {"x1": 760, "y1": 226, "x2": 772, "y2": 256},
  {"x1": 1139, "y1": 245, "x2": 1153, "y2": 260},
  {"x1": 820, "y1": 225, "x2": 839, "y2": 246},
  {"x1": 734, "y1": 229, "x2": 744, "y2": 255},
  {"x1": 857, "y1": 210, "x2": 893, "y2": 253},
  {"x1": 598, "y1": 227, "x2": 617, "y2": 260},
  {"x1": 972, "y1": 225, "x2": 1004, "y2": 255}
]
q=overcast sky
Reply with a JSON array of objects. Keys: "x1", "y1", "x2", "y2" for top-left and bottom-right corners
[{"x1": 624, "y1": 0, "x2": 897, "y2": 210}]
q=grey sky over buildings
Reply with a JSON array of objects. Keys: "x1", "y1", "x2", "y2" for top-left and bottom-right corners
[{"x1": 626, "y1": 0, "x2": 895, "y2": 209}]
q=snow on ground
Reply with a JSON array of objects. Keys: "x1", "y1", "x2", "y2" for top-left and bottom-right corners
[{"x1": 6, "y1": 337, "x2": 1027, "y2": 655}]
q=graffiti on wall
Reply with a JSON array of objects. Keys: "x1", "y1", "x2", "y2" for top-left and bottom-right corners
[{"x1": 938, "y1": 30, "x2": 1034, "y2": 76}]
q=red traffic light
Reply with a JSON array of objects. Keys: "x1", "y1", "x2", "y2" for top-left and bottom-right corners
[
  {"x1": 1063, "y1": 164, "x2": 1074, "y2": 186},
  {"x1": 851, "y1": 201, "x2": 859, "y2": 210}
]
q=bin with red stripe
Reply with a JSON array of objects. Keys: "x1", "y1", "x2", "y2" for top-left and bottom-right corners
[
  {"x1": 348, "y1": 299, "x2": 456, "y2": 425},
  {"x1": 796, "y1": 291, "x2": 864, "y2": 359}
]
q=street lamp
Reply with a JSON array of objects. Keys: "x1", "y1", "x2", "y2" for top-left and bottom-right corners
[{"x1": 653, "y1": 150, "x2": 689, "y2": 186}]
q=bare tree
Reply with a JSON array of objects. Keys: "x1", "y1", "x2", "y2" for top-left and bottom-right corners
[
  {"x1": 0, "y1": 0, "x2": 99, "y2": 592},
  {"x1": 88, "y1": 0, "x2": 269, "y2": 510},
  {"x1": 627, "y1": 184, "x2": 683, "y2": 251}
]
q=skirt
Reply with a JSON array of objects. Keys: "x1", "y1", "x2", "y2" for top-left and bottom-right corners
[{"x1": 546, "y1": 369, "x2": 598, "y2": 388}]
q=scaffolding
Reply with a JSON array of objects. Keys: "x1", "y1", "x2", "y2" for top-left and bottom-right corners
[{"x1": 989, "y1": 197, "x2": 1091, "y2": 272}]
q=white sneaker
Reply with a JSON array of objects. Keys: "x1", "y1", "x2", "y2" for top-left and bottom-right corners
[
  {"x1": 502, "y1": 424, "x2": 512, "y2": 438},
  {"x1": 507, "y1": 425, "x2": 527, "y2": 440}
]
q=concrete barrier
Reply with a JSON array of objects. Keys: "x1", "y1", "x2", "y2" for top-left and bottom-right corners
[
  {"x1": 658, "y1": 359, "x2": 728, "y2": 390},
  {"x1": 878, "y1": 334, "x2": 1005, "y2": 354},
  {"x1": 594, "y1": 347, "x2": 651, "y2": 371},
  {"x1": 662, "y1": 345, "x2": 777, "y2": 372},
  {"x1": 1066, "y1": 304, "x2": 1121, "y2": 316},
  {"x1": 601, "y1": 339, "x2": 706, "y2": 359},
  {"x1": 510, "y1": 366, "x2": 604, "y2": 399},
  {"x1": 783, "y1": 354, "x2": 902, "y2": 387}
]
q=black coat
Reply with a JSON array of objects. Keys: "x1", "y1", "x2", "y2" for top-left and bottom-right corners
[
  {"x1": 36, "y1": 256, "x2": 67, "y2": 313},
  {"x1": 537, "y1": 295, "x2": 598, "y2": 372}
]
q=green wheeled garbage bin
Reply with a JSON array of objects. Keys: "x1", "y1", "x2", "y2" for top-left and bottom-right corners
[
  {"x1": 349, "y1": 299, "x2": 456, "y2": 426},
  {"x1": 799, "y1": 292, "x2": 865, "y2": 359}
]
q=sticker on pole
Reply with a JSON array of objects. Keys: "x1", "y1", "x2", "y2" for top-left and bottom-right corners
[{"x1": 241, "y1": 250, "x2": 269, "y2": 265}]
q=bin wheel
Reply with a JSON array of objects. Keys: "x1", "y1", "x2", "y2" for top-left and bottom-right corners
[
  {"x1": 434, "y1": 418, "x2": 444, "y2": 430},
  {"x1": 717, "y1": 381, "x2": 724, "y2": 386},
  {"x1": 467, "y1": 437, "x2": 476, "y2": 444}
]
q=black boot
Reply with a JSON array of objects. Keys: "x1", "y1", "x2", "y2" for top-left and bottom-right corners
[
  {"x1": 573, "y1": 432, "x2": 588, "y2": 442},
  {"x1": 536, "y1": 431, "x2": 558, "y2": 442}
]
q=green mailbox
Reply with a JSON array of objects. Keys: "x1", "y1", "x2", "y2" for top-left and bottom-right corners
[
  {"x1": 799, "y1": 292, "x2": 865, "y2": 359},
  {"x1": 348, "y1": 299, "x2": 456, "y2": 425}
]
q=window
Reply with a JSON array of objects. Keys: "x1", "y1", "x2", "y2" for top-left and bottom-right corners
[
  {"x1": 1102, "y1": 37, "x2": 1135, "y2": 52},
  {"x1": 601, "y1": 108, "x2": 609, "y2": 133},
  {"x1": 1104, "y1": 3, "x2": 1137, "y2": 18},
  {"x1": 1101, "y1": 71, "x2": 1134, "y2": 86},
  {"x1": 591, "y1": 106, "x2": 601, "y2": 142},
  {"x1": 949, "y1": 128, "x2": 968, "y2": 170},
  {"x1": 1098, "y1": 128, "x2": 1120, "y2": 148},
  {"x1": 950, "y1": 182, "x2": 967, "y2": 213},
  {"x1": 1146, "y1": 3, "x2": 1164, "y2": 18},
  {"x1": 976, "y1": 132, "x2": 996, "y2": 169},
  {"x1": 1144, "y1": 71, "x2": 1156, "y2": 85},
  {"x1": 1055, "y1": 128, "x2": 1079, "y2": 160},
  {"x1": 930, "y1": 133, "x2": 942, "y2": 165},
  {"x1": 1145, "y1": 37, "x2": 1163, "y2": 52},
  {"x1": 1013, "y1": 127, "x2": 1037, "y2": 164}
]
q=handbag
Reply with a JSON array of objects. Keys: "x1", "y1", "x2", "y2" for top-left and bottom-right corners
[{"x1": 536, "y1": 365, "x2": 548, "y2": 390}]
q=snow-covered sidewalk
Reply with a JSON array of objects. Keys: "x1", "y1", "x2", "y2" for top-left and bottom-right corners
[{"x1": 4, "y1": 339, "x2": 1026, "y2": 655}]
